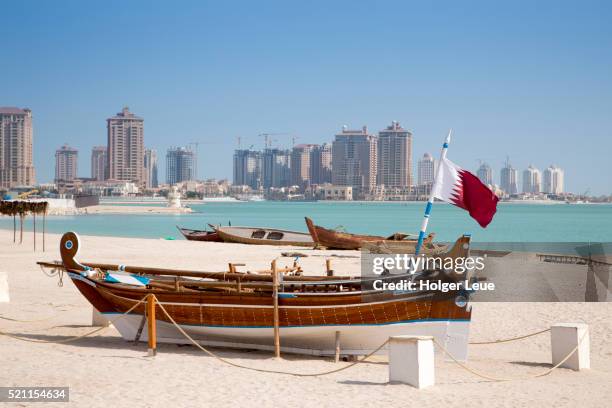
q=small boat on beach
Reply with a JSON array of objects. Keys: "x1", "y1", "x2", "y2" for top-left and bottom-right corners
[
  {"x1": 212, "y1": 225, "x2": 314, "y2": 247},
  {"x1": 304, "y1": 217, "x2": 437, "y2": 250},
  {"x1": 37, "y1": 232, "x2": 473, "y2": 358},
  {"x1": 176, "y1": 226, "x2": 222, "y2": 242}
]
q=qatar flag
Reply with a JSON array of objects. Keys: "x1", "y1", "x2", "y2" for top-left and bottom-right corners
[{"x1": 432, "y1": 157, "x2": 499, "y2": 228}]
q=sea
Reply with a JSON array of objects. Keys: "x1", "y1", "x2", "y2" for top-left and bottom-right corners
[{"x1": 1, "y1": 201, "x2": 611, "y2": 246}]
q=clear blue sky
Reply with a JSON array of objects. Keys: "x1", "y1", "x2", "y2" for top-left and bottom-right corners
[{"x1": 2, "y1": 0, "x2": 611, "y2": 194}]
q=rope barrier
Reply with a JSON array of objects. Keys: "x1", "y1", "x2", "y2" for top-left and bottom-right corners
[
  {"x1": 154, "y1": 297, "x2": 388, "y2": 377},
  {"x1": 469, "y1": 328, "x2": 551, "y2": 345},
  {"x1": 0, "y1": 292, "x2": 591, "y2": 381},
  {"x1": 0, "y1": 314, "x2": 59, "y2": 323},
  {"x1": 434, "y1": 324, "x2": 589, "y2": 382},
  {"x1": 0, "y1": 295, "x2": 148, "y2": 344}
]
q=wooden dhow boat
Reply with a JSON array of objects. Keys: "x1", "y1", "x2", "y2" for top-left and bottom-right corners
[
  {"x1": 213, "y1": 225, "x2": 314, "y2": 247},
  {"x1": 38, "y1": 232, "x2": 473, "y2": 358},
  {"x1": 176, "y1": 226, "x2": 222, "y2": 242},
  {"x1": 305, "y1": 217, "x2": 440, "y2": 251}
]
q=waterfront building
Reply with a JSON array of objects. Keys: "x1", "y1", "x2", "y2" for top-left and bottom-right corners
[
  {"x1": 522, "y1": 165, "x2": 541, "y2": 193},
  {"x1": 233, "y1": 149, "x2": 262, "y2": 190},
  {"x1": 331, "y1": 125, "x2": 377, "y2": 199},
  {"x1": 0, "y1": 107, "x2": 36, "y2": 188},
  {"x1": 262, "y1": 148, "x2": 291, "y2": 188},
  {"x1": 107, "y1": 107, "x2": 145, "y2": 186},
  {"x1": 377, "y1": 121, "x2": 413, "y2": 188},
  {"x1": 291, "y1": 144, "x2": 316, "y2": 188},
  {"x1": 500, "y1": 159, "x2": 518, "y2": 195},
  {"x1": 417, "y1": 153, "x2": 435, "y2": 187},
  {"x1": 55, "y1": 144, "x2": 78, "y2": 183},
  {"x1": 543, "y1": 165, "x2": 564, "y2": 194},
  {"x1": 310, "y1": 143, "x2": 332, "y2": 185},
  {"x1": 144, "y1": 148, "x2": 159, "y2": 188},
  {"x1": 166, "y1": 147, "x2": 195, "y2": 185},
  {"x1": 477, "y1": 162, "x2": 493, "y2": 186},
  {"x1": 91, "y1": 146, "x2": 107, "y2": 181}
]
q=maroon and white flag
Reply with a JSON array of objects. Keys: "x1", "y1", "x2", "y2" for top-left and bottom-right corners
[{"x1": 432, "y1": 157, "x2": 499, "y2": 228}]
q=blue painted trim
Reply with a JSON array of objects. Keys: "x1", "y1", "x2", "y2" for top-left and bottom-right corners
[
  {"x1": 443, "y1": 143, "x2": 449, "y2": 148},
  {"x1": 101, "y1": 313, "x2": 470, "y2": 328},
  {"x1": 424, "y1": 201, "x2": 433, "y2": 215}
]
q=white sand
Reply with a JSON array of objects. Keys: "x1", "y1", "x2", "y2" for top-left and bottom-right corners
[{"x1": 0, "y1": 229, "x2": 610, "y2": 407}]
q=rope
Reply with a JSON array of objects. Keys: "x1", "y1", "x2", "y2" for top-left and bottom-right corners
[
  {"x1": 0, "y1": 295, "x2": 148, "y2": 344},
  {"x1": 154, "y1": 296, "x2": 388, "y2": 377},
  {"x1": 469, "y1": 328, "x2": 551, "y2": 345},
  {"x1": 434, "y1": 325, "x2": 589, "y2": 382},
  {"x1": 0, "y1": 314, "x2": 59, "y2": 323}
]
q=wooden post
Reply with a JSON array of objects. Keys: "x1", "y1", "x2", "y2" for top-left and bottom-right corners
[
  {"x1": 326, "y1": 259, "x2": 333, "y2": 276},
  {"x1": 272, "y1": 260, "x2": 280, "y2": 358},
  {"x1": 334, "y1": 331, "x2": 341, "y2": 363},
  {"x1": 42, "y1": 212, "x2": 45, "y2": 252},
  {"x1": 147, "y1": 294, "x2": 157, "y2": 356}
]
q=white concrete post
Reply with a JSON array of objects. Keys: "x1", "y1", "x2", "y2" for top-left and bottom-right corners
[
  {"x1": 551, "y1": 323, "x2": 590, "y2": 371},
  {"x1": 0, "y1": 272, "x2": 9, "y2": 303},
  {"x1": 92, "y1": 308, "x2": 110, "y2": 327},
  {"x1": 389, "y1": 335, "x2": 435, "y2": 388}
]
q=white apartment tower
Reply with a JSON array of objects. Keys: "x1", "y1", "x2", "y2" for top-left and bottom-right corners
[
  {"x1": 55, "y1": 144, "x2": 78, "y2": 183},
  {"x1": 377, "y1": 121, "x2": 413, "y2": 188},
  {"x1": 543, "y1": 165, "x2": 564, "y2": 194},
  {"x1": 500, "y1": 159, "x2": 518, "y2": 195},
  {"x1": 522, "y1": 165, "x2": 541, "y2": 193},
  {"x1": 91, "y1": 146, "x2": 107, "y2": 181},
  {"x1": 0, "y1": 107, "x2": 36, "y2": 188},
  {"x1": 477, "y1": 162, "x2": 493, "y2": 186},
  {"x1": 417, "y1": 153, "x2": 435, "y2": 186}
]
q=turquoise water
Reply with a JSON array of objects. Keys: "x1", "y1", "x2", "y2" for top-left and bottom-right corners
[{"x1": 1, "y1": 202, "x2": 611, "y2": 243}]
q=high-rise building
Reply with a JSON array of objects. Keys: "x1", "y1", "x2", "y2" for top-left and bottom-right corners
[
  {"x1": 417, "y1": 153, "x2": 435, "y2": 186},
  {"x1": 107, "y1": 107, "x2": 145, "y2": 185},
  {"x1": 233, "y1": 149, "x2": 262, "y2": 189},
  {"x1": 500, "y1": 158, "x2": 518, "y2": 195},
  {"x1": 331, "y1": 125, "x2": 377, "y2": 198},
  {"x1": 522, "y1": 165, "x2": 541, "y2": 193},
  {"x1": 91, "y1": 146, "x2": 107, "y2": 181},
  {"x1": 291, "y1": 144, "x2": 316, "y2": 188},
  {"x1": 377, "y1": 121, "x2": 413, "y2": 188},
  {"x1": 310, "y1": 143, "x2": 332, "y2": 185},
  {"x1": 0, "y1": 107, "x2": 36, "y2": 188},
  {"x1": 166, "y1": 147, "x2": 195, "y2": 185},
  {"x1": 144, "y1": 148, "x2": 158, "y2": 188},
  {"x1": 262, "y1": 148, "x2": 291, "y2": 188},
  {"x1": 55, "y1": 144, "x2": 78, "y2": 183},
  {"x1": 543, "y1": 165, "x2": 564, "y2": 194},
  {"x1": 477, "y1": 162, "x2": 493, "y2": 186}
]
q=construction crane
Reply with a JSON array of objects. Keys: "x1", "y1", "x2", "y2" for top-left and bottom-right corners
[{"x1": 258, "y1": 133, "x2": 290, "y2": 149}]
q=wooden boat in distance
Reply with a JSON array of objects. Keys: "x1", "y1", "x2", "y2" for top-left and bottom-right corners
[
  {"x1": 305, "y1": 217, "x2": 437, "y2": 250},
  {"x1": 37, "y1": 232, "x2": 473, "y2": 358},
  {"x1": 176, "y1": 226, "x2": 222, "y2": 242},
  {"x1": 212, "y1": 225, "x2": 314, "y2": 247}
]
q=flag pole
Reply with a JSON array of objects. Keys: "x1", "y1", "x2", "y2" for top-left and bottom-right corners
[{"x1": 415, "y1": 129, "x2": 452, "y2": 255}]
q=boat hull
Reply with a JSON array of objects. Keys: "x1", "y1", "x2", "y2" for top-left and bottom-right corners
[
  {"x1": 177, "y1": 226, "x2": 221, "y2": 242},
  {"x1": 109, "y1": 313, "x2": 469, "y2": 358},
  {"x1": 68, "y1": 271, "x2": 471, "y2": 358},
  {"x1": 215, "y1": 226, "x2": 314, "y2": 247}
]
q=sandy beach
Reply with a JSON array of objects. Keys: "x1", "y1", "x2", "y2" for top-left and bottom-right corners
[{"x1": 1, "y1": 229, "x2": 611, "y2": 407}]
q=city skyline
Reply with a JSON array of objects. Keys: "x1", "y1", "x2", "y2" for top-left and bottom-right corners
[
  {"x1": 1, "y1": 2, "x2": 611, "y2": 194},
  {"x1": 1, "y1": 104, "x2": 571, "y2": 196}
]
